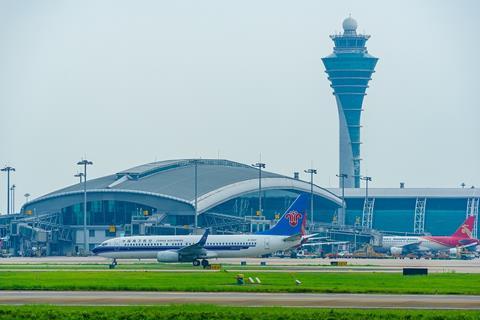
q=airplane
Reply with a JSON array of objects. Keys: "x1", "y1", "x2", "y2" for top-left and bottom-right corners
[
  {"x1": 92, "y1": 193, "x2": 308, "y2": 268},
  {"x1": 382, "y1": 216, "x2": 479, "y2": 256}
]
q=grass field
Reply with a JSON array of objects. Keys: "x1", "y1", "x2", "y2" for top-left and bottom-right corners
[
  {"x1": 0, "y1": 305, "x2": 479, "y2": 320},
  {"x1": 1, "y1": 270, "x2": 480, "y2": 294}
]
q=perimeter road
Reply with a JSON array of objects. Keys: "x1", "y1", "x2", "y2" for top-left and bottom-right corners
[{"x1": 1, "y1": 291, "x2": 480, "y2": 309}]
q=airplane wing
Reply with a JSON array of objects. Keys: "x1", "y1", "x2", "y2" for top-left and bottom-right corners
[
  {"x1": 399, "y1": 241, "x2": 422, "y2": 252},
  {"x1": 283, "y1": 233, "x2": 302, "y2": 242},
  {"x1": 299, "y1": 233, "x2": 325, "y2": 245},
  {"x1": 177, "y1": 229, "x2": 209, "y2": 257},
  {"x1": 458, "y1": 242, "x2": 479, "y2": 251},
  {"x1": 302, "y1": 241, "x2": 349, "y2": 246},
  {"x1": 283, "y1": 233, "x2": 322, "y2": 245},
  {"x1": 302, "y1": 233, "x2": 321, "y2": 240}
]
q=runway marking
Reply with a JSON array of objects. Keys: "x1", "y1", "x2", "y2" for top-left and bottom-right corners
[{"x1": 1, "y1": 291, "x2": 480, "y2": 309}]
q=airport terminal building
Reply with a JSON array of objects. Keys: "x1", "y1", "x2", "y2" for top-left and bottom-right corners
[
  {"x1": 0, "y1": 158, "x2": 478, "y2": 256},
  {"x1": 3, "y1": 159, "x2": 342, "y2": 255}
]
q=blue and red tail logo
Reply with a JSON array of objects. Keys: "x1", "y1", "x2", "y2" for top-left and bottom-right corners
[
  {"x1": 285, "y1": 211, "x2": 302, "y2": 227},
  {"x1": 256, "y1": 193, "x2": 308, "y2": 236},
  {"x1": 452, "y1": 215, "x2": 476, "y2": 239}
]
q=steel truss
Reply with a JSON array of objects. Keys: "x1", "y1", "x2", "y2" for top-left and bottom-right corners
[
  {"x1": 466, "y1": 198, "x2": 479, "y2": 239},
  {"x1": 413, "y1": 198, "x2": 427, "y2": 234},
  {"x1": 361, "y1": 197, "x2": 375, "y2": 230}
]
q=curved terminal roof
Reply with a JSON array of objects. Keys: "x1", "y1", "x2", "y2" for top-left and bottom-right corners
[{"x1": 29, "y1": 159, "x2": 342, "y2": 213}]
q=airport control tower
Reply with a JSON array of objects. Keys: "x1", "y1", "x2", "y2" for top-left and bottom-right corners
[{"x1": 322, "y1": 16, "x2": 378, "y2": 188}]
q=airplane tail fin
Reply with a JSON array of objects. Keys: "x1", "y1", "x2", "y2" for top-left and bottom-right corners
[
  {"x1": 452, "y1": 215, "x2": 475, "y2": 239},
  {"x1": 256, "y1": 193, "x2": 308, "y2": 236}
]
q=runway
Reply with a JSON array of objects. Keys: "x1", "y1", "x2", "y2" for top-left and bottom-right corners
[
  {"x1": 1, "y1": 291, "x2": 480, "y2": 309},
  {"x1": 1, "y1": 256, "x2": 480, "y2": 273}
]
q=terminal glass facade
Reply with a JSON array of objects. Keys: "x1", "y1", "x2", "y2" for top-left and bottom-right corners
[
  {"x1": 208, "y1": 189, "x2": 339, "y2": 223},
  {"x1": 60, "y1": 200, "x2": 156, "y2": 226},
  {"x1": 338, "y1": 198, "x2": 471, "y2": 236}
]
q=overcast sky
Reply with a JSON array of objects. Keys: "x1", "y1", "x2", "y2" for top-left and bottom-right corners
[{"x1": 0, "y1": 0, "x2": 479, "y2": 213}]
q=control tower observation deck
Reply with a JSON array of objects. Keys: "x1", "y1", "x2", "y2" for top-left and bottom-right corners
[{"x1": 322, "y1": 16, "x2": 378, "y2": 188}]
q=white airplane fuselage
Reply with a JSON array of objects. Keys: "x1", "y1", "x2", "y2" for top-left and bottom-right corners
[
  {"x1": 382, "y1": 236, "x2": 479, "y2": 253},
  {"x1": 382, "y1": 236, "x2": 442, "y2": 252},
  {"x1": 95, "y1": 234, "x2": 300, "y2": 260}
]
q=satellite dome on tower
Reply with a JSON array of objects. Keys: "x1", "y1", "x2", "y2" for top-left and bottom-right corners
[{"x1": 342, "y1": 15, "x2": 358, "y2": 34}]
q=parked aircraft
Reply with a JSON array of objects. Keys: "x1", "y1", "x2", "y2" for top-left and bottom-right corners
[
  {"x1": 93, "y1": 193, "x2": 308, "y2": 268},
  {"x1": 382, "y1": 216, "x2": 479, "y2": 256}
]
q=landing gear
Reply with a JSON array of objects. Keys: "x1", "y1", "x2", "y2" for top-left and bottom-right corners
[
  {"x1": 109, "y1": 258, "x2": 118, "y2": 269},
  {"x1": 192, "y1": 259, "x2": 209, "y2": 268},
  {"x1": 201, "y1": 259, "x2": 209, "y2": 269}
]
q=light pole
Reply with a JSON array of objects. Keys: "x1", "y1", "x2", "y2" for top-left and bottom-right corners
[
  {"x1": 336, "y1": 173, "x2": 348, "y2": 226},
  {"x1": 77, "y1": 159, "x2": 93, "y2": 253},
  {"x1": 74, "y1": 172, "x2": 84, "y2": 183},
  {"x1": 252, "y1": 162, "x2": 266, "y2": 215},
  {"x1": 10, "y1": 184, "x2": 16, "y2": 214},
  {"x1": 24, "y1": 193, "x2": 31, "y2": 203},
  {"x1": 304, "y1": 168, "x2": 317, "y2": 226},
  {"x1": 1, "y1": 166, "x2": 15, "y2": 215},
  {"x1": 360, "y1": 176, "x2": 372, "y2": 203},
  {"x1": 193, "y1": 159, "x2": 198, "y2": 230}
]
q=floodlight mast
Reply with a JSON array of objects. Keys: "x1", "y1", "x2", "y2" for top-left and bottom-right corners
[
  {"x1": 10, "y1": 184, "x2": 16, "y2": 214},
  {"x1": 74, "y1": 172, "x2": 84, "y2": 183},
  {"x1": 77, "y1": 159, "x2": 93, "y2": 253},
  {"x1": 304, "y1": 168, "x2": 317, "y2": 227},
  {"x1": 193, "y1": 159, "x2": 198, "y2": 230},
  {"x1": 1, "y1": 166, "x2": 15, "y2": 215},
  {"x1": 252, "y1": 162, "x2": 266, "y2": 214},
  {"x1": 336, "y1": 173, "x2": 348, "y2": 225},
  {"x1": 360, "y1": 176, "x2": 372, "y2": 203}
]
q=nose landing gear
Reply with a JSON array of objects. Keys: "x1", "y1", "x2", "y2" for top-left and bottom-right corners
[{"x1": 109, "y1": 258, "x2": 118, "y2": 269}]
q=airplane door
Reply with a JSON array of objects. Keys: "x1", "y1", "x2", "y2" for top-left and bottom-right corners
[{"x1": 264, "y1": 238, "x2": 270, "y2": 250}]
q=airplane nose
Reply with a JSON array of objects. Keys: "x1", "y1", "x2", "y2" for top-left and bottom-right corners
[{"x1": 91, "y1": 246, "x2": 100, "y2": 255}]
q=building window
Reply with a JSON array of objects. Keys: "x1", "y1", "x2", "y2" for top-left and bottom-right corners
[
  {"x1": 89, "y1": 230, "x2": 95, "y2": 237},
  {"x1": 105, "y1": 229, "x2": 116, "y2": 237}
]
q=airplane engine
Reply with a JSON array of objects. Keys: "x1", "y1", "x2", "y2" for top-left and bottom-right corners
[
  {"x1": 156, "y1": 250, "x2": 179, "y2": 262},
  {"x1": 390, "y1": 247, "x2": 403, "y2": 256},
  {"x1": 449, "y1": 248, "x2": 458, "y2": 255}
]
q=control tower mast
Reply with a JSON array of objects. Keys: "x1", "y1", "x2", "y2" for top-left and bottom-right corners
[{"x1": 322, "y1": 16, "x2": 378, "y2": 188}]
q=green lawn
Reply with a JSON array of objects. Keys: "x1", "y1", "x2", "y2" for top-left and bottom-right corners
[
  {"x1": 1, "y1": 271, "x2": 480, "y2": 294},
  {"x1": 0, "y1": 305, "x2": 478, "y2": 320}
]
